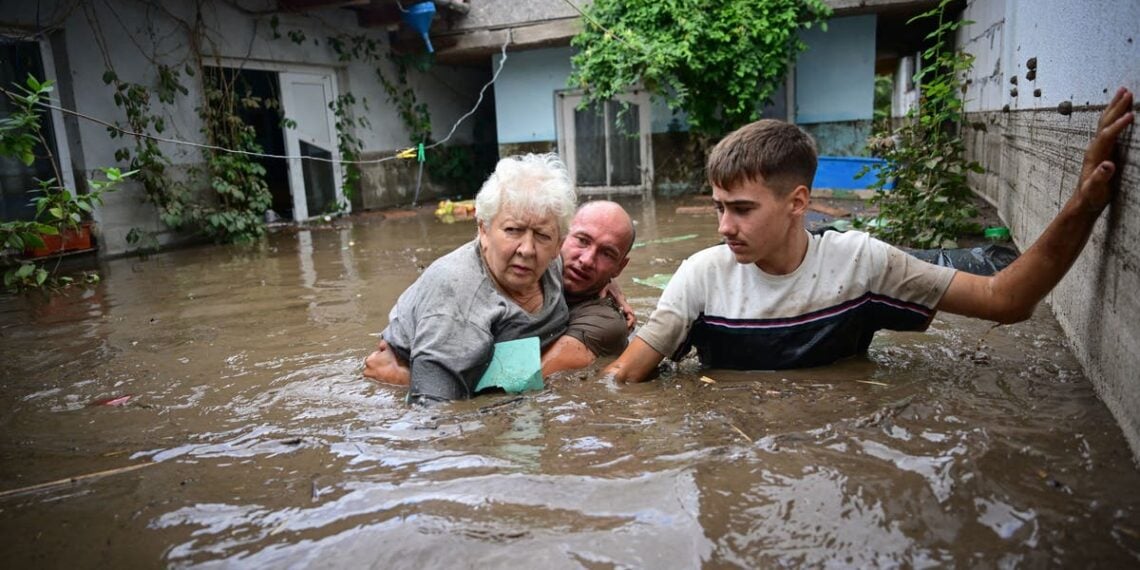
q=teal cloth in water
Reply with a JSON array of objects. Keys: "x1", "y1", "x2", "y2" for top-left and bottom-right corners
[{"x1": 474, "y1": 337, "x2": 544, "y2": 394}]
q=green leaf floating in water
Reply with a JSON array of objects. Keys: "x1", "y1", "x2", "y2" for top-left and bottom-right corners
[
  {"x1": 631, "y1": 234, "x2": 699, "y2": 249},
  {"x1": 632, "y1": 273, "x2": 674, "y2": 290}
]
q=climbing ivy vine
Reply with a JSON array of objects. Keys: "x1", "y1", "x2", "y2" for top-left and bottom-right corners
[
  {"x1": 864, "y1": 0, "x2": 983, "y2": 249},
  {"x1": 323, "y1": 31, "x2": 477, "y2": 195},
  {"x1": 104, "y1": 67, "x2": 193, "y2": 233},
  {"x1": 331, "y1": 92, "x2": 368, "y2": 204},
  {"x1": 569, "y1": 0, "x2": 832, "y2": 136},
  {"x1": 197, "y1": 70, "x2": 273, "y2": 243}
]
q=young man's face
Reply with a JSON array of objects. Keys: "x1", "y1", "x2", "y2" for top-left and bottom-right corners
[{"x1": 712, "y1": 178, "x2": 803, "y2": 269}]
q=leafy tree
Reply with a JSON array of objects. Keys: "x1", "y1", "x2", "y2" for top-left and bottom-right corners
[{"x1": 569, "y1": 0, "x2": 832, "y2": 136}]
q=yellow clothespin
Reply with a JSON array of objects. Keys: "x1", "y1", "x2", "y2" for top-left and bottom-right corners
[{"x1": 396, "y1": 146, "x2": 418, "y2": 159}]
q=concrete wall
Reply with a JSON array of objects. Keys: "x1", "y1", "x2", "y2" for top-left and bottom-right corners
[
  {"x1": 3, "y1": 0, "x2": 486, "y2": 254},
  {"x1": 957, "y1": 0, "x2": 1140, "y2": 460},
  {"x1": 795, "y1": 15, "x2": 877, "y2": 156},
  {"x1": 493, "y1": 47, "x2": 573, "y2": 144},
  {"x1": 449, "y1": 0, "x2": 580, "y2": 31}
]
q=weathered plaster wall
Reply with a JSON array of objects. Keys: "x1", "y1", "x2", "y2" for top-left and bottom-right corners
[
  {"x1": 796, "y1": 15, "x2": 876, "y2": 126},
  {"x1": 958, "y1": 0, "x2": 1140, "y2": 459},
  {"x1": 492, "y1": 46, "x2": 573, "y2": 144},
  {"x1": 800, "y1": 120, "x2": 874, "y2": 157},
  {"x1": 958, "y1": 0, "x2": 1138, "y2": 114},
  {"x1": 4, "y1": 0, "x2": 486, "y2": 254},
  {"x1": 794, "y1": 15, "x2": 876, "y2": 157}
]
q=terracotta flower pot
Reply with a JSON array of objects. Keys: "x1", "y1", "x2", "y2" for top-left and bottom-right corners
[{"x1": 27, "y1": 222, "x2": 93, "y2": 258}]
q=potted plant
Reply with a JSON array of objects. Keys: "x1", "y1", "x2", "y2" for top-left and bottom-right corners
[
  {"x1": 1, "y1": 75, "x2": 132, "y2": 289},
  {"x1": 24, "y1": 175, "x2": 116, "y2": 258}
]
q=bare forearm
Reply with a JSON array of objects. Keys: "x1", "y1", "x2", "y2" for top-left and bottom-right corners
[
  {"x1": 938, "y1": 88, "x2": 1133, "y2": 323},
  {"x1": 541, "y1": 336, "x2": 596, "y2": 376},
  {"x1": 601, "y1": 337, "x2": 664, "y2": 383},
  {"x1": 992, "y1": 196, "x2": 1103, "y2": 316}
]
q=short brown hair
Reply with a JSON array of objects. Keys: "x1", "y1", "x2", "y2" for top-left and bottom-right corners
[{"x1": 706, "y1": 119, "x2": 818, "y2": 195}]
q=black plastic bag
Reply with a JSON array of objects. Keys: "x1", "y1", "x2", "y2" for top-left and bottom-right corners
[{"x1": 905, "y1": 244, "x2": 1019, "y2": 276}]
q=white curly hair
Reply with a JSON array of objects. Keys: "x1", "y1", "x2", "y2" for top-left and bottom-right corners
[{"x1": 474, "y1": 153, "x2": 577, "y2": 236}]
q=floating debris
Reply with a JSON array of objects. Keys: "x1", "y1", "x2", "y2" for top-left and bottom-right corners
[
  {"x1": 632, "y1": 234, "x2": 699, "y2": 249},
  {"x1": 675, "y1": 206, "x2": 716, "y2": 215},
  {"x1": 434, "y1": 199, "x2": 476, "y2": 223},
  {"x1": 89, "y1": 394, "x2": 133, "y2": 407},
  {"x1": 632, "y1": 273, "x2": 674, "y2": 290}
]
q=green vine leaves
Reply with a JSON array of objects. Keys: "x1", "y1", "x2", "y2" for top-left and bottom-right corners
[
  {"x1": 863, "y1": 0, "x2": 984, "y2": 249},
  {"x1": 569, "y1": 0, "x2": 832, "y2": 137}
]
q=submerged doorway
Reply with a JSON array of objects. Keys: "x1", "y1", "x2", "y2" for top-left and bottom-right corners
[
  {"x1": 207, "y1": 67, "x2": 292, "y2": 219},
  {"x1": 207, "y1": 66, "x2": 346, "y2": 221}
]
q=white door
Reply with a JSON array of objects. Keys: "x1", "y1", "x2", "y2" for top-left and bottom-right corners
[
  {"x1": 556, "y1": 90, "x2": 652, "y2": 197},
  {"x1": 278, "y1": 71, "x2": 346, "y2": 220}
]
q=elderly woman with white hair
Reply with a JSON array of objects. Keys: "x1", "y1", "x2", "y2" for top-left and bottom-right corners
[{"x1": 365, "y1": 153, "x2": 577, "y2": 403}]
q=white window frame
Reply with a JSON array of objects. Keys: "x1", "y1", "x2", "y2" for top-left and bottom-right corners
[{"x1": 555, "y1": 89, "x2": 653, "y2": 197}]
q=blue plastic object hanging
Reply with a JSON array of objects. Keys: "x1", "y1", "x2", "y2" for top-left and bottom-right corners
[{"x1": 403, "y1": 1, "x2": 436, "y2": 53}]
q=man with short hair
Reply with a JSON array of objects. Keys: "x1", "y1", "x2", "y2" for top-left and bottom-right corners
[
  {"x1": 604, "y1": 87, "x2": 1134, "y2": 382},
  {"x1": 541, "y1": 200, "x2": 636, "y2": 375},
  {"x1": 364, "y1": 200, "x2": 637, "y2": 384}
]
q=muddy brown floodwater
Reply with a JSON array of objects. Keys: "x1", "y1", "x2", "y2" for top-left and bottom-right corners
[{"x1": 1, "y1": 196, "x2": 1138, "y2": 568}]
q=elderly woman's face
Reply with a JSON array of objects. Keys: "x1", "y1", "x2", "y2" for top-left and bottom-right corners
[{"x1": 478, "y1": 208, "x2": 561, "y2": 298}]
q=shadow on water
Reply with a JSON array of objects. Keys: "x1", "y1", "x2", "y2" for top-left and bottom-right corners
[{"x1": 1, "y1": 197, "x2": 1138, "y2": 567}]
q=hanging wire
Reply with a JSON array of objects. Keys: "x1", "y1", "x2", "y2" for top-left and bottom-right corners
[
  {"x1": 426, "y1": 28, "x2": 511, "y2": 150},
  {"x1": 0, "y1": 31, "x2": 512, "y2": 167}
]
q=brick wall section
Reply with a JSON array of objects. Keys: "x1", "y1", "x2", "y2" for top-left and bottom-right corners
[{"x1": 965, "y1": 105, "x2": 1140, "y2": 460}]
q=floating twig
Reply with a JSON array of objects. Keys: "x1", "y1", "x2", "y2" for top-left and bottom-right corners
[
  {"x1": 0, "y1": 462, "x2": 156, "y2": 499},
  {"x1": 728, "y1": 423, "x2": 754, "y2": 444}
]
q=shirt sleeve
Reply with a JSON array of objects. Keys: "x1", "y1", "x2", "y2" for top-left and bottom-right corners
[
  {"x1": 407, "y1": 314, "x2": 495, "y2": 402},
  {"x1": 870, "y1": 239, "x2": 958, "y2": 310},
  {"x1": 564, "y1": 298, "x2": 628, "y2": 357},
  {"x1": 636, "y1": 255, "x2": 705, "y2": 359}
]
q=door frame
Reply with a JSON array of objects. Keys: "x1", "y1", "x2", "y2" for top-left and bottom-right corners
[
  {"x1": 555, "y1": 89, "x2": 653, "y2": 197},
  {"x1": 0, "y1": 33, "x2": 78, "y2": 217},
  {"x1": 213, "y1": 59, "x2": 348, "y2": 221},
  {"x1": 278, "y1": 70, "x2": 346, "y2": 221}
]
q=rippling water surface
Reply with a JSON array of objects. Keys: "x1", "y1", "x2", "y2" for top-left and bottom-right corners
[{"x1": 1, "y1": 198, "x2": 1138, "y2": 567}]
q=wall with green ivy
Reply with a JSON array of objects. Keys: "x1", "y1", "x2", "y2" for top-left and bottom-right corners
[{"x1": 4, "y1": 0, "x2": 489, "y2": 253}]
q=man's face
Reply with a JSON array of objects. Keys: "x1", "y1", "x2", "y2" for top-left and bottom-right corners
[
  {"x1": 561, "y1": 206, "x2": 632, "y2": 297},
  {"x1": 712, "y1": 178, "x2": 801, "y2": 268}
]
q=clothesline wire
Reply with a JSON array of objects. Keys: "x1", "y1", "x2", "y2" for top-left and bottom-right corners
[{"x1": 0, "y1": 32, "x2": 512, "y2": 167}]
